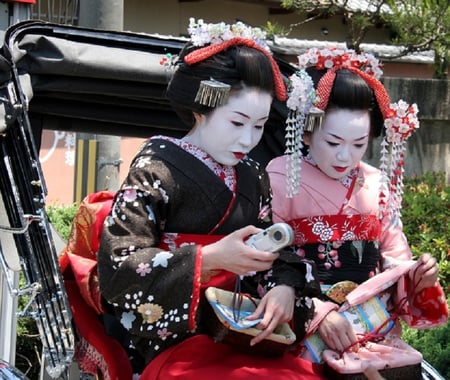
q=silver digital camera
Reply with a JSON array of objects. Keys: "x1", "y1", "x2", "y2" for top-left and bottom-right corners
[{"x1": 245, "y1": 222, "x2": 294, "y2": 253}]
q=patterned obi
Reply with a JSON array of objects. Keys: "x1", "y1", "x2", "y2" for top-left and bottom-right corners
[{"x1": 287, "y1": 214, "x2": 382, "y2": 285}]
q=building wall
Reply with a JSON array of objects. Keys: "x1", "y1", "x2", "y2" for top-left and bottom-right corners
[
  {"x1": 41, "y1": 132, "x2": 146, "y2": 205},
  {"x1": 123, "y1": 0, "x2": 392, "y2": 44},
  {"x1": 36, "y1": 0, "x2": 447, "y2": 205}
]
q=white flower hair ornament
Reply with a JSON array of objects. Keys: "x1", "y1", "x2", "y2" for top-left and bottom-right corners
[
  {"x1": 187, "y1": 18, "x2": 269, "y2": 51},
  {"x1": 379, "y1": 100, "x2": 420, "y2": 224}
]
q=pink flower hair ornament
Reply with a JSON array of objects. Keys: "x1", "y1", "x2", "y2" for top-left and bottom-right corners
[
  {"x1": 379, "y1": 100, "x2": 420, "y2": 224},
  {"x1": 297, "y1": 47, "x2": 384, "y2": 80}
]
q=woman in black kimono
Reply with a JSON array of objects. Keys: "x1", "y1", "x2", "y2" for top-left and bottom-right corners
[{"x1": 96, "y1": 19, "x2": 323, "y2": 380}]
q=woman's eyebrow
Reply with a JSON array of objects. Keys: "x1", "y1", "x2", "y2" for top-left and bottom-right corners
[
  {"x1": 234, "y1": 111, "x2": 269, "y2": 121},
  {"x1": 328, "y1": 132, "x2": 369, "y2": 141}
]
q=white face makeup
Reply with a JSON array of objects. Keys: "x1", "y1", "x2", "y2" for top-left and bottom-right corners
[
  {"x1": 185, "y1": 88, "x2": 272, "y2": 166},
  {"x1": 305, "y1": 108, "x2": 370, "y2": 179}
]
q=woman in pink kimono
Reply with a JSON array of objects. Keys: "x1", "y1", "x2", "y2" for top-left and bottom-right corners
[{"x1": 267, "y1": 47, "x2": 448, "y2": 378}]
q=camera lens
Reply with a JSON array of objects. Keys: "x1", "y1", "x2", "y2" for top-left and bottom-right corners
[{"x1": 273, "y1": 230, "x2": 282, "y2": 241}]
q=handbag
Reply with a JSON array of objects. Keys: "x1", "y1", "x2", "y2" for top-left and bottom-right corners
[{"x1": 204, "y1": 286, "x2": 296, "y2": 356}]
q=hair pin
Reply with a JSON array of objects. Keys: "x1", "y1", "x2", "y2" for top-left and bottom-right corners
[
  {"x1": 194, "y1": 78, "x2": 231, "y2": 107},
  {"x1": 304, "y1": 107, "x2": 325, "y2": 132}
]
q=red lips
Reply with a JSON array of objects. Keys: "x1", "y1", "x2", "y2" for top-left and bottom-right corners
[{"x1": 333, "y1": 166, "x2": 347, "y2": 173}]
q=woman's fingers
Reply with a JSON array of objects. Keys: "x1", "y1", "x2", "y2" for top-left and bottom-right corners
[{"x1": 362, "y1": 361, "x2": 385, "y2": 380}]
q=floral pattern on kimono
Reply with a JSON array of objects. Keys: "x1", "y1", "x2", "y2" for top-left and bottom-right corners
[
  {"x1": 267, "y1": 155, "x2": 448, "y2": 337},
  {"x1": 98, "y1": 136, "x2": 319, "y2": 372}
]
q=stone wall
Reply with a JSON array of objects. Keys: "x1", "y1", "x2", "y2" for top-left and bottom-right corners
[{"x1": 364, "y1": 78, "x2": 450, "y2": 182}]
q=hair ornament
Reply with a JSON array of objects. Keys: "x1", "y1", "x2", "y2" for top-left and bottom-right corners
[
  {"x1": 285, "y1": 69, "x2": 321, "y2": 197},
  {"x1": 194, "y1": 78, "x2": 231, "y2": 107},
  {"x1": 159, "y1": 52, "x2": 178, "y2": 74},
  {"x1": 184, "y1": 18, "x2": 286, "y2": 102},
  {"x1": 298, "y1": 47, "x2": 383, "y2": 80},
  {"x1": 187, "y1": 18, "x2": 269, "y2": 51},
  {"x1": 379, "y1": 100, "x2": 420, "y2": 224}
]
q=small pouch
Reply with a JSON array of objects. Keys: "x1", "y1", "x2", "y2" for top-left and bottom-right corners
[{"x1": 204, "y1": 286, "x2": 296, "y2": 356}]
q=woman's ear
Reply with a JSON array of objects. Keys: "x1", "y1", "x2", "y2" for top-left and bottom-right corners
[
  {"x1": 303, "y1": 131, "x2": 312, "y2": 145},
  {"x1": 193, "y1": 112, "x2": 204, "y2": 125}
]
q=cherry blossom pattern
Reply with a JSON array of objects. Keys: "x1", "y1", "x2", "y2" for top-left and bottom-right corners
[{"x1": 136, "y1": 262, "x2": 152, "y2": 276}]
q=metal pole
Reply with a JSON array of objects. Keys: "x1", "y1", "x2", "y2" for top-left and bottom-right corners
[
  {"x1": 0, "y1": 191, "x2": 21, "y2": 367},
  {"x1": 77, "y1": 0, "x2": 124, "y2": 196},
  {"x1": 0, "y1": 270, "x2": 19, "y2": 366}
]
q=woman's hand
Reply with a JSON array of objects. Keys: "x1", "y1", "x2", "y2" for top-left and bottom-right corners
[
  {"x1": 317, "y1": 310, "x2": 359, "y2": 353},
  {"x1": 362, "y1": 361, "x2": 385, "y2": 380},
  {"x1": 201, "y1": 225, "x2": 279, "y2": 276},
  {"x1": 246, "y1": 285, "x2": 295, "y2": 346},
  {"x1": 410, "y1": 253, "x2": 439, "y2": 294}
]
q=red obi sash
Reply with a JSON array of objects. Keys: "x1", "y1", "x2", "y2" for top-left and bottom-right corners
[{"x1": 288, "y1": 214, "x2": 381, "y2": 246}]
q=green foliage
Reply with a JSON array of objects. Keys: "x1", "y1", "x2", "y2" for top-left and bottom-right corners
[
  {"x1": 279, "y1": 0, "x2": 390, "y2": 51},
  {"x1": 15, "y1": 276, "x2": 43, "y2": 379},
  {"x1": 384, "y1": 0, "x2": 450, "y2": 78},
  {"x1": 280, "y1": 0, "x2": 449, "y2": 77},
  {"x1": 15, "y1": 314, "x2": 41, "y2": 379},
  {"x1": 401, "y1": 172, "x2": 450, "y2": 377},
  {"x1": 401, "y1": 172, "x2": 450, "y2": 290},
  {"x1": 14, "y1": 204, "x2": 77, "y2": 378},
  {"x1": 402, "y1": 298, "x2": 450, "y2": 379},
  {"x1": 46, "y1": 203, "x2": 78, "y2": 240}
]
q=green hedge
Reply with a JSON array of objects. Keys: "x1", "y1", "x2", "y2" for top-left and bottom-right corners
[
  {"x1": 400, "y1": 172, "x2": 450, "y2": 378},
  {"x1": 15, "y1": 172, "x2": 450, "y2": 377}
]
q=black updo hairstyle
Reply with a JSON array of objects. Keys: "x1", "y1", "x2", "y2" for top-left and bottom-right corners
[
  {"x1": 166, "y1": 42, "x2": 276, "y2": 128},
  {"x1": 306, "y1": 68, "x2": 384, "y2": 138}
]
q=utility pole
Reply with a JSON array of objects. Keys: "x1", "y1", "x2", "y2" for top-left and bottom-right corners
[{"x1": 76, "y1": 0, "x2": 124, "y2": 202}]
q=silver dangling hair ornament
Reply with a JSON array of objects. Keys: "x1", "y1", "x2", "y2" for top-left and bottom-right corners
[
  {"x1": 194, "y1": 78, "x2": 231, "y2": 108},
  {"x1": 284, "y1": 69, "x2": 320, "y2": 198}
]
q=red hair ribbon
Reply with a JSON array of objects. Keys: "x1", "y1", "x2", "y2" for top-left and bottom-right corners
[
  {"x1": 316, "y1": 66, "x2": 391, "y2": 119},
  {"x1": 184, "y1": 37, "x2": 287, "y2": 101}
]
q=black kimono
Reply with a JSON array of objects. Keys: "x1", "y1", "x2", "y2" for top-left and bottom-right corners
[{"x1": 97, "y1": 136, "x2": 319, "y2": 371}]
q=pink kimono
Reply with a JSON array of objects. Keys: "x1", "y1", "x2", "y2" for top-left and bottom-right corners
[{"x1": 267, "y1": 156, "x2": 448, "y2": 376}]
